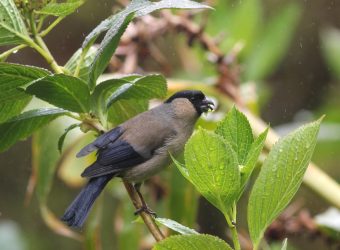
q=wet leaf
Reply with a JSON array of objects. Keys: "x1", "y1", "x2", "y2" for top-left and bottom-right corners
[
  {"x1": 216, "y1": 106, "x2": 254, "y2": 165},
  {"x1": 248, "y1": 118, "x2": 322, "y2": 248},
  {"x1": 26, "y1": 74, "x2": 90, "y2": 113},
  {"x1": 152, "y1": 234, "x2": 232, "y2": 250},
  {"x1": 0, "y1": 0, "x2": 29, "y2": 45},
  {"x1": 64, "y1": 46, "x2": 98, "y2": 82},
  {"x1": 174, "y1": 129, "x2": 240, "y2": 215},
  {"x1": 0, "y1": 108, "x2": 67, "y2": 152},
  {"x1": 35, "y1": 0, "x2": 85, "y2": 17}
]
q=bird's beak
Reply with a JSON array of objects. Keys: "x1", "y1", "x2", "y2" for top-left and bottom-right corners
[{"x1": 200, "y1": 99, "x2": 215, "y2": 113}]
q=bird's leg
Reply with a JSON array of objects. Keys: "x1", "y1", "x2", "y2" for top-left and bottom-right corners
[{"x1": 133, "y1": 182, "x2": 157, "y2": 217}]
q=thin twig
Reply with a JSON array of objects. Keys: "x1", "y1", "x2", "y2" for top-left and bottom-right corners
[{"x1": 123, "y1": 181, "x2": 165, "y2": 242}]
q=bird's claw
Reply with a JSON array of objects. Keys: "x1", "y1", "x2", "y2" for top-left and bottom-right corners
[{"x1": 134, "y1": 205, "x2": 157, "y2": 217}]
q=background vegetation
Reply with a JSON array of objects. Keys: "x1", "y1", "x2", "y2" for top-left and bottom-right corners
[{"x1": 1, "y1": 0, "x2": 340, "y2": 249}]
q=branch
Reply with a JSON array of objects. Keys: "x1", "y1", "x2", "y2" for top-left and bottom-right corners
[{"x1": 123, "y1": 181, "x2": 165, "y2": 241}]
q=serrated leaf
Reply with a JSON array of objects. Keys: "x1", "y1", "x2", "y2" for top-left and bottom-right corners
[
  {"x1": 0, "y1": 108, "x2": 67, "y2": 152},
  {"x1": 35, "y1": 0, "x2": 85, "y2": 17},
  {"x1": 106, "y1": 74, "x2": 167, "y2": 108},
  {"x1": 175, "y1": 129, "x2": 240, "y2": 215},
  {"x1": 86, "y1": 0, "x2": 211, "y2": 88},
  {"x1": 155, "y1": 218, "x2": 199, "y2": 235},
  {"x1": 58, "y1": 123, "x2": 80, "y2": 153},
  {"x1": 320, "y1": 27, "x2": 340, "y2": 79},
  {"x1": 64, "y1": 46, "x2": 97, "y2": 82},
  {"x1": 0, "y1": 97, "x2": 31, "y2": 123},
  {"x1": 248, "y1": 118, "x2": 322, "y2": 247},
  {"x1": 152, "y1": 234, "x2": 232, "y2": 250},
  {"x1": 26, "y1": 74, "x2": 90, "y2": 113},
  {"x1": 244, "y1": 2, "x2": 301, "y2": 81},
  {"x1": 237, "y1": 128, "x2": 268, "y2": 199},
  {"x1": 0, "y1": 63, "x2": 50, "y2": 103},
  {"x1": 216, "y1": 106, "x2": 254, "y2": 165},
  {"x1": 0, "y1": 0, "x2": 29, "y2": 45}
]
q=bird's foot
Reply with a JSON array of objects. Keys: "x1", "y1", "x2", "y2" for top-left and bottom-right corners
[{"x1": 134, "y1": 205, "x2": 157, "y2": 217}]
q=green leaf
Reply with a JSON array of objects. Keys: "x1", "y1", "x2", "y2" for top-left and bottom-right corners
[
  {"x1": 175, "y1": 128, "x2": 240, "y2": 215},
  {"x1": 0, "y1": 63, "x2": 50, "y2": 103},
  {"x1": 0, "y1": 62, "x2": 49, "y2": 122},
  {"x1": 57, "y1": 123, "x2": 80, "y2": 153},
  {"x1": 35, "y1": 0, "x2": 85, "y2": 17},
  {"x1": 92, "y1": 74, "x2": 166, "y2": 124},
  {"x1": 238, "y1": 128, "x2": 268, "y2": 199},
  {"x1": 88, "y1": 13, "x2": 134, "y2": 89},
  {"x1": 0, "y1": 0, "x2": 29, "y2": 45},
  {"x1": 244, "y1": 2, "x2": 301, "y2": 81},
  {"x1": 87, "y1": 0, "x2": 211, "y2": 88},
  {"x1": 91, "y1": 78, "x2": 130, "y2": 122},
  {"x1": 106, "y1": 74, "x2": 167, "y2": 108},
  {"x1": 0, "y1": 97, "x2": 31, "y2": 124},
  {"x1": 248, "y1": 118, "x2": 322, "y2": 247},
  {"x1": 64, "y1": 46, "x2": 97, "y2": 82},
  {"x1": 108, "y1": 99, "x2": 148, "y2": 125},
  {"x1": 216, "y1": 106, "x2": 254, "y2": 165},
  {"x1": 152, "y1": 234, "x2": 232, "y2": 250},
  {"x1": 155, "y1": 218, "x2": 199, "y2": 235},
  {"x1": 26, "y1": 74, "x2": 90, "y2": 113},
  {"x1": 0, "y1": 108, "x2": 67, "y2": 152},
  {"x1": 320, "y1": 27, "x2": 340, "y2": 79}
]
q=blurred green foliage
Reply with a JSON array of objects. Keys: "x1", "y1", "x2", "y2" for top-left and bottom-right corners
[{"x1": 1, "y1": 0, "x2": 339, "y2": 249}]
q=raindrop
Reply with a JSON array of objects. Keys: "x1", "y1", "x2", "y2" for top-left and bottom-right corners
[{"x1": 12, "y1": 50, "x2": 18, "y2": 54}]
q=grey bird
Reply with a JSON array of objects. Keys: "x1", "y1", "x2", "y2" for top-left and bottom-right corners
[{"x1": 61, "y1": 90, "x2": 214, "y2": 228}]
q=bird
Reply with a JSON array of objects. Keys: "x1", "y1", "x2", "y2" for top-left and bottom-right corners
[{"x1": 61, "y1": 90, "x2": 214, "y2": 228}]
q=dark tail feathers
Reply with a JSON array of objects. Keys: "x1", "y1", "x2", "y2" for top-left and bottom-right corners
[{"x1": 61, "y1": 174, "x2": 113, "y2": 228}]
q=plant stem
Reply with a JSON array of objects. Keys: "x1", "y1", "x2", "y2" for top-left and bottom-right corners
[
  {"x1": 123, "y1": 181, "x2": 165, "y2": 242},
  {"x1": 0, "y1": 44, "x2": 27, "y2": 60},
  {"x1": 223, "y1": 203, "x2": 241, "y2": 250},
  {"x1": 28, "y1": 12, "x2": 63, "y2": 74},
  {"x1": 40, "y1": 16, "x2": 64, "y2": 37},
  {"x1": 230, "y1": 226, "x2": 241, "y2": 250}
]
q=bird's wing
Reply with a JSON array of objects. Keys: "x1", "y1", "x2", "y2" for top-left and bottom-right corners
[
  {"x1": 81, "y1": 139, "x2": 147, "y2": 178},
  {"x1": 80, "y1": 107, "x2": 176, "y2": 178},
  {"x1": 76, "y1": 127, "x2": 123, "y2": 158}
]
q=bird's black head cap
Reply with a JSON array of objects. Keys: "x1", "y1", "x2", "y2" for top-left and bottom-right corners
[{"x1": 165, "y1": 90, "x2": 214, "y2": 115}]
